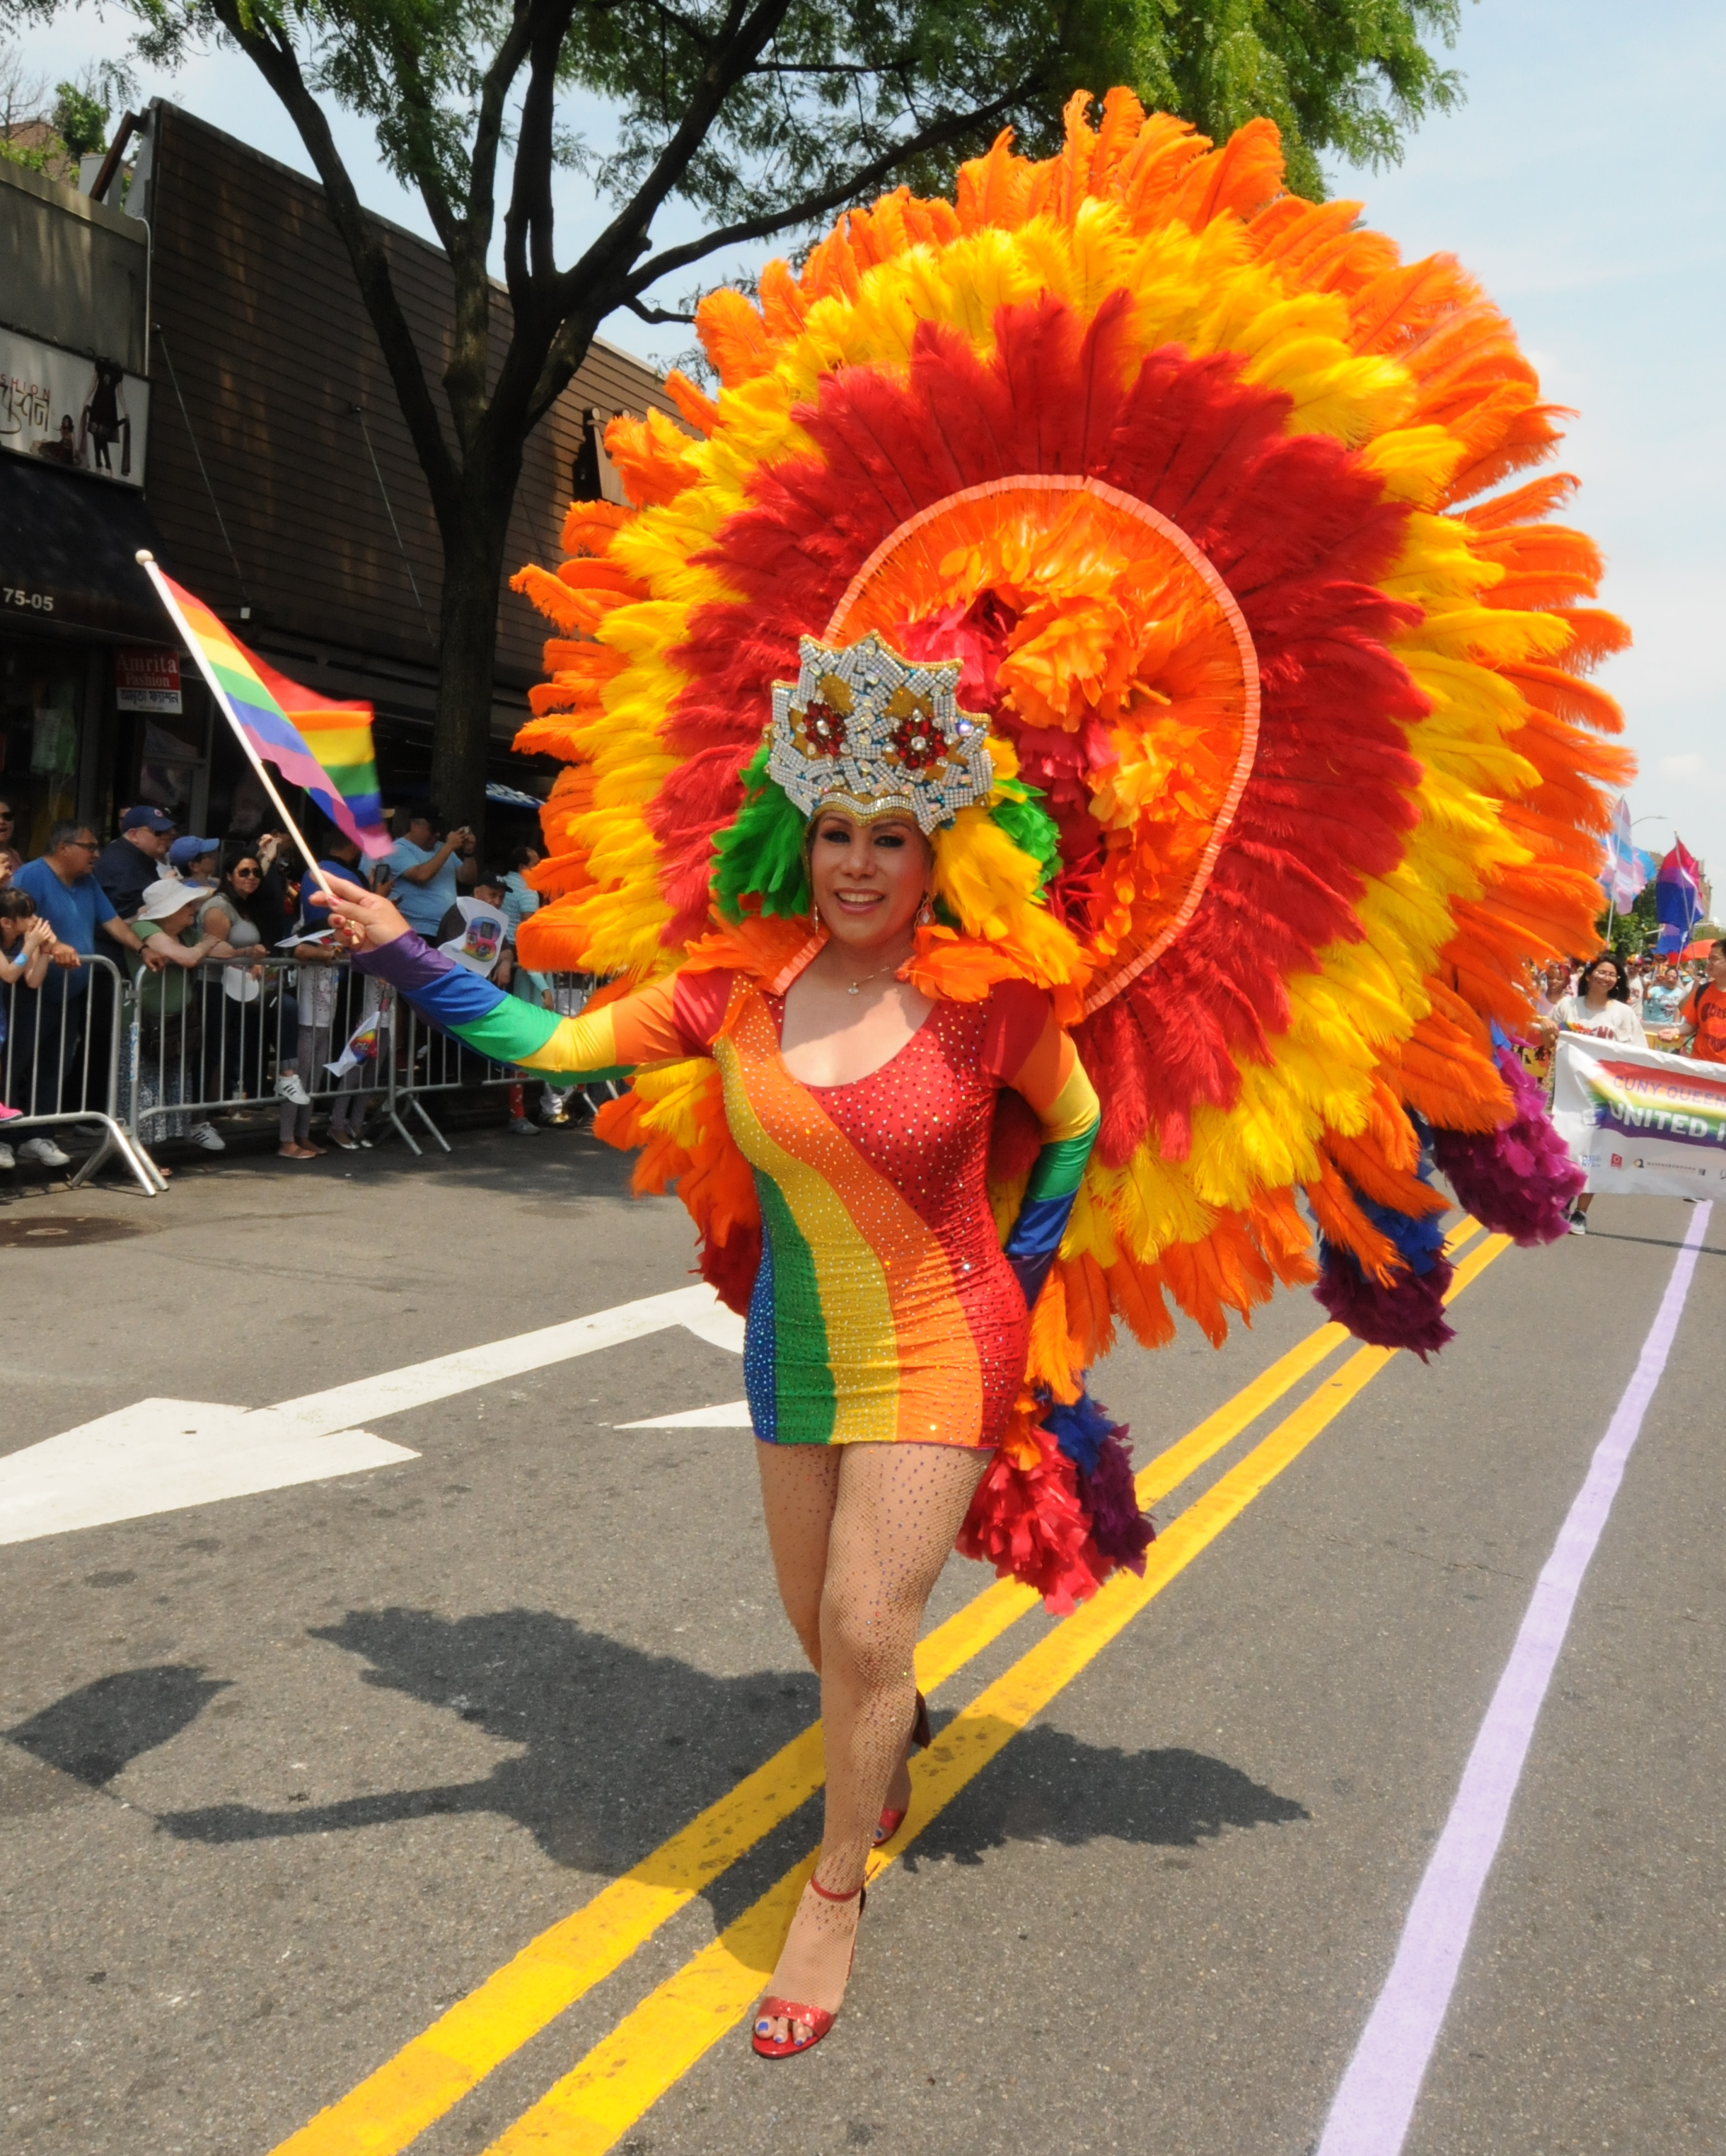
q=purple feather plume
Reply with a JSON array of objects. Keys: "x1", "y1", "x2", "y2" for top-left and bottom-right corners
[
  {"x1": 1314, "y1": 1243, "x2": 1456, "y2": 1361},
  {"x1": 1430, "y1": 1044, "x2": 1584, "y2": 1246},
  {"x1": 1077, "y1": 1428, "x2": 1154, "y2": 1576}
]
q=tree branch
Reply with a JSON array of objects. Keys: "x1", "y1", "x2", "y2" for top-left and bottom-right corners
[
  {"x1": 205, "y1": 3, "x2": 461, "y2": 531},
  {"x1": 623, "y1": 74, "x2": 1036, "y2": 296},
  {"x1": 624, "y1": 294, "x2": 697, "y2": 325},
  {"x1": 545, "y1": 0, "x2": 797, "y2": 317}
]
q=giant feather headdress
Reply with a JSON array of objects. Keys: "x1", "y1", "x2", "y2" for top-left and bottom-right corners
[{"x1": 511, "y1": 88, "x2": 1625, "y2": 1431}]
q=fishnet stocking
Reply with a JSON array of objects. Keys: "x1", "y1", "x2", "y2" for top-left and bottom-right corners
[{"x1": 755, "y1": 1439, "x2": 988, "y2": 2040}]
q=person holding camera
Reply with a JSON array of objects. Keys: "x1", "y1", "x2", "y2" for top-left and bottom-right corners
[{"x1": 386, "y1": 811, "x2": 474, "y2": 940}]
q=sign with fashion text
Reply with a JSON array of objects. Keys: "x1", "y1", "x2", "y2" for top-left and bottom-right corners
[
  {"x1": 1551, "y1": 1032, "x2": 1726, "y2": 1199},
  {"x1": 0, "y1": 325, "x2": 150, "y2": 487},
  {"x1": 115, "y1": 647, "x2": 183, "y2": 714}
]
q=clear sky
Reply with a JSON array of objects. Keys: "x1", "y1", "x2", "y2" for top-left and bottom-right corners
[{"x1": 18, "y1": 1, "x2": 1724, "y2": 894}]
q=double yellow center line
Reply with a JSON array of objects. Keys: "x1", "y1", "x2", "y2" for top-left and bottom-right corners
[{"x1": 272, "y1": 1223, "x2": 1507, "y2": 2156}]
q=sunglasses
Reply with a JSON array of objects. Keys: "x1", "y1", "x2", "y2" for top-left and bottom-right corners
[{"x1": 233, "y1": 866, "x2": 261, "y2": 878}]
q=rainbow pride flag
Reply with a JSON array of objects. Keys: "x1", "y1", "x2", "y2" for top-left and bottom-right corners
[{"x1": 142, "y1": 563, "x2": 391, "y2": 859}]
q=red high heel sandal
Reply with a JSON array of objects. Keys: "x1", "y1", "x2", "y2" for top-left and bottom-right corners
[
  {"x1": 873, "y1": 1688, "x2": 932, "y2": 1846},
  {"x1": 751, "y1": 1874, "x2": 866, "y2": 2059}
]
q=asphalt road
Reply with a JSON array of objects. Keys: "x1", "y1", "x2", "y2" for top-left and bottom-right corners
[{"x1": 1, "y1": 1122, "x2": 1720, "y2": 2156}]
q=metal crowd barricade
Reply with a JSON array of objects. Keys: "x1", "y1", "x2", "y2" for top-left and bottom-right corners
[
  {"x1": 119, "y1": 952, "x2": 392, "y2": 1156},
  {"x1": 4, "y1": 947, "x2": 619, "y2": 1187},
  {"x1": 1, "y1": 953, "x2": 163, "y2": 1195},
  {"x1": 386, "y1": 976, "x2": 517, "y2": 1155},
  {"x1": 384, "y1": 966, "x2": 620, "y2": 1155}
]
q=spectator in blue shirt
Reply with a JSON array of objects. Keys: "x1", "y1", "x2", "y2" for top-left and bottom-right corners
[
  {"x1": 8, "y1": 821, "x2": 164, "y2": 1146},
  {"x1": 386, "y1": 811, "x2": 473, "y2": 938}
]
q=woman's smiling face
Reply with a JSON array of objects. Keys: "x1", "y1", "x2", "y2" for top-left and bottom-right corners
[{"x1": 807, "y1": 809, "x2": 930, "y2": 950}]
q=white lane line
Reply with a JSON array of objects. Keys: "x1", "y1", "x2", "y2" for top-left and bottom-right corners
[
  {"x1": 267, "y1": 1285, "x2": 742, "y2": 1436},
  {"x1": 1316, "y1": 1201, "x2": 1713, "y2": 2156},
  {"x1": 0, "y1": 1284, "x2": 745, "y2": 1546},
  {"x1": 618, "y1": 1400, "x2": 753, "y2": 1429}
]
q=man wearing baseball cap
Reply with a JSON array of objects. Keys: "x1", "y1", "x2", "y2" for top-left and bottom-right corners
[
  {"x1": 95, "y1": 805, "x2": 177, "y2": 922},
  {"x1": 167, "y1": 835, "x2": 221, "y2": 882}
]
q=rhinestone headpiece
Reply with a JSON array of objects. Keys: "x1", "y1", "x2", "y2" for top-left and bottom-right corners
[{"x1": 768, "y1": 632, "x2": 993, "y2": 834}]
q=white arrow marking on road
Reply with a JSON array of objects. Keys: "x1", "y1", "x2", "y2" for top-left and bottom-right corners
[
  {"x1": 618, "y1": 1400, "x2": 753, "y2": 1429},
  {"x1": 0, "y1": 1284, "x2": 745, "y2": 1546}
]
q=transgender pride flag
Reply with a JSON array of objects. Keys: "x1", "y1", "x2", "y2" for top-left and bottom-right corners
[{"x1": 139, "y1": 558, "x2": 391, "y2": 859}]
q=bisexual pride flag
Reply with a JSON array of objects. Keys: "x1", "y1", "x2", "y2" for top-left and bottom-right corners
[
  {"x1": 140, "y1": 559, "x2": 391, "y2": 859},
  {"x1": 1655, "y1": 840, "x2": 1703, "y2": 956}
]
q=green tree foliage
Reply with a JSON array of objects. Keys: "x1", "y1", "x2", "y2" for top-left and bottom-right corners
[
  {"x1": 32, "y1": 0, "x2": 1469, "y2": 821},
  {"x1": 52, "y1": 80, "x2": 112, "y2": 159}
]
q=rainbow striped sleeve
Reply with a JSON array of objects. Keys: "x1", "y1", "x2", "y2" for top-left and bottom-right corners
[
  {"x1": 983, "y1": 987, "x2": 1101, "y2": 1305},
  {"x1": 353, "y1": 933, "x2": 716, "y2": 1075}
]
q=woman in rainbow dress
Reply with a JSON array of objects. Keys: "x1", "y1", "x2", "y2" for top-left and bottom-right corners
[
  {"x1": 324, "y1": 635, "x2": 1106, "y2": 2058},
  {"x1": 330, "y1": 93, "x2": 1626, "y2": 2063}
]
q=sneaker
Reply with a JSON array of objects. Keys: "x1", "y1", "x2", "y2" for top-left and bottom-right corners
[
  {"x1": 188, "y1": 1120, "x2": 226, "y2": 1152},
  {"x1": 0, "y1": 1101, "x2": 21, "y2": 1122},
  {"x1": 1567, "y1": 1211, "x2": 1587, "y2": 1235},
  {"x1": 17, "y1": 1136, "x2": 71, "y2": 1170},
  {"x1": 276, "y1": 1072, "x2": 312, "y2": 1107},
  {"x1": 509, "y1": 1117, "x2": 540, "y2": 1136},
  {"x1": 0, "y1": 1142, "x2": 13, "y2": 1170}
]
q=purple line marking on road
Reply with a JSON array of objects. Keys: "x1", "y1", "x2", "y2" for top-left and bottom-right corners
[{"x1": 1316, "y1": 1200, "x2": 1713, "y2": 2156}]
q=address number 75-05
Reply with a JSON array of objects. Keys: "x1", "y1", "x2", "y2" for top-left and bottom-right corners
[{"x1": 3, "y1": 587, "x2": 55, "y2": 611}]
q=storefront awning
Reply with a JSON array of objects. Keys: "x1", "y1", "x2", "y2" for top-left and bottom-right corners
[{"x1": 0, "y1": 454, "x2": 169, "y2": 640}]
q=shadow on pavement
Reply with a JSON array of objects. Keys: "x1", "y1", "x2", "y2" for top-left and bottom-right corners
[
  {"x1": 147, "y1": 1608, "x2": 1307, "y2": 1884},
  {"x1": 902, "y1": 1723, "x2": 1307, "y2": 1866},
  {"x1": 5, "y1": 1665, "x2": 230, "y2": 1788}
]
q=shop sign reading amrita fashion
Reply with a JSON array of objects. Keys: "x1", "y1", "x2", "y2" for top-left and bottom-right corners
[
  {"x1": 1552, "y1": 1032, "x2": 1726, "y2": 1198},
  {"x1": 0, "y1": 323, "x2": 150, "y2": 488}
]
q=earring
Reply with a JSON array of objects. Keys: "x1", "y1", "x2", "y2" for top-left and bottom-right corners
[{"x1": 916, "y1": 894, "x2": 934, "y2": 929}]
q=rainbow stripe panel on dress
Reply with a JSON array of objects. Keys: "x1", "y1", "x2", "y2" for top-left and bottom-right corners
[{"x1": 717, "y1": 986, "x2": 1029, "y2": 1448}]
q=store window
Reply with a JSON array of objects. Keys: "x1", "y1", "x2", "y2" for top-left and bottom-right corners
[
  {"x1": 134, "y1": 697, "x2": 209, "y2": 827},
  {"x1": 0, "y1": 638, "x2": 84, "y2": 859}
]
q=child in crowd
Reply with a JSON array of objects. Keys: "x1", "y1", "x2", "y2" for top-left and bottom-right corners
[{"x1": 0, "y1": 889, "x2": 57, "y2": 1167}]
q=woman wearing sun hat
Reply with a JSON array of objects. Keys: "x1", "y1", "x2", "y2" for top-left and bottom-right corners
[{"x1": 126, "y1": 875, "x2": 243, "y2": 1153}]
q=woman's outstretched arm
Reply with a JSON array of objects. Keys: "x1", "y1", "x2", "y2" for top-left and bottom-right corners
[{"x1": 321, "y1": 876, "x2": 714, "y2": 1078}]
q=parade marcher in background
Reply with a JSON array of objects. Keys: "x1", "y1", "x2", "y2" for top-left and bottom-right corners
[
  {"x1": 1642, "y1": 959, "x2": 1687, "y2": 1044},
  {"x1": 94, "y1": 805, "x2": 176, "y2": 921},
  {"x1": 1544, "y1": 952, "x2": 1646, "y2": 1051},
  {"x1": 1678, "y1": 940, "x2": 1726, "y2": 1063},
  {"x1": 1543, "y1": 952, "x2": 1647, "y2": 1234}
]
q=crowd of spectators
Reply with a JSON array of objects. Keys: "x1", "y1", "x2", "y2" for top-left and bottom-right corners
[{"x1": 0, "y1": 794, "x2": 595, "y2": 1178}]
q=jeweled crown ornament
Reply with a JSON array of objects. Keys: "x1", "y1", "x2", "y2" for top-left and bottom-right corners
[{"x1": 768, "y1": 631, "x2": 993, "y2": 833}]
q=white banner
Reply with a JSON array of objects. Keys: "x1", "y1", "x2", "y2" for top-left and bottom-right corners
[
  {"x1": 0, "y1": 325, "x2": 149, "y2": 486},
  {"x1": 1551, "y1": 1032, "x2": 1726, "y2": 1199}
]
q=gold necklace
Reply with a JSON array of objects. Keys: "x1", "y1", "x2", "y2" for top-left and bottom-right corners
[{"x1": 845, "y1": 956, "x2": 903, "y2": 996}]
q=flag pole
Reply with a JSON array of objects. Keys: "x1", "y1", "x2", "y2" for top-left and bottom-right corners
[{"x1": 136, "y1": 551, "x2": 344, "y2": 916}]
